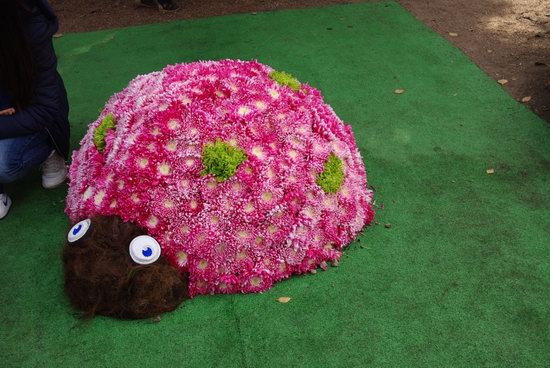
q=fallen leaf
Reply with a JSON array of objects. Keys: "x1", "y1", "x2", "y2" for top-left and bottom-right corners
[
  {"x1": 521, "y1": 96, "x2": 532, "y2": 103},
  {"x1": 394, "y1": 88, "x2": 405, "y2": 94},
  {"x1": 486, "y1": 168, "x2": 495, "y2": 174},
  {"x1": 448, "y1": 32, "x2": 458, "y2": 37},
  {"x1": 497, "y1": 79, "x2": 508, "y2": 85},
  {"x1": 277, "y1": 297, "x2": 291, "y2": 303}
]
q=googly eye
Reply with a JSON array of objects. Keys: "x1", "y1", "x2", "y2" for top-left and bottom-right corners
[
  {"x1": 68, "y1": 219, "x2": 91, "y2": 243},
  {"x1": 129, "y1": 235, "x2": 162, "y2": 265}
]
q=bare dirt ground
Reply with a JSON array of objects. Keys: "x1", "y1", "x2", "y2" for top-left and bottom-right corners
[{"x1": 49, "y1": 0, "x2": 550, "y2": 122}]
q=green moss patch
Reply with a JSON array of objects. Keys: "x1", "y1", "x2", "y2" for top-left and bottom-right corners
[
  {"x1": 269, "y1": 70, "x2": 301, "y2": 91},
  {"x1": 201, "y1": 140, "x2": 247, "y2": 181},
  {"x1": 93, "y1": 114, "x2": 117, "y2": 152},
  {"x1": 317, "y1": 153, "x2": 344, "y2": 193}
]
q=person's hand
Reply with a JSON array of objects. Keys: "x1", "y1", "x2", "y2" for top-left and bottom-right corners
[{"x1": 0, "y1": 108, "x2": 16, "y2": 116}]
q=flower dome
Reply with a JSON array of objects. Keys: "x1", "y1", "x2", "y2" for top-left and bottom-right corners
[{"x1": 66, "y1": 60, "x2": 374, "y2": 297}]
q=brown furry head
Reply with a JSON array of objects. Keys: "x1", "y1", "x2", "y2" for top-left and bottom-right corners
[{"x1": 62, "y1": 216, "x2": 188, "y2": 319}]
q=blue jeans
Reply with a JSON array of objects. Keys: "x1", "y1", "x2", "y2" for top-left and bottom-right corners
[{"x1": 0, "y1": 129, "x2": 53, "y2": 194}]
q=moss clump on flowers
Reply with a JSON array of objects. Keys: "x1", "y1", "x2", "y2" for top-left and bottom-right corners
[
  {"x1": 201, "y1": 140, "x2": 247, "y2": 181},
  {"x1": 269, "y1": 70, "x2": 301, "y2": 91},
  {"x1": 317, "y1": 153, "x2": 344, "y2": 193},
  {"x1": 93, "y1": 114, "x2": 116, "y2": 152}
]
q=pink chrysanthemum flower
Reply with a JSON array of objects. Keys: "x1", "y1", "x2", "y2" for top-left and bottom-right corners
[{"x1": 66, "y1": 60, "x2": 374, "y2": 297}]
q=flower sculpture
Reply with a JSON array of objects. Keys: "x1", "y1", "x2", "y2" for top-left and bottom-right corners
[{"x1": 64, "y1": 60, "x2": 374, "y2": 318}]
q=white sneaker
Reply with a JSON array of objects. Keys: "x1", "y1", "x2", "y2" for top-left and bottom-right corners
[
  {"x1": 0, "y1": 193, "x2": 11, "y2": 220},
  {"x1": 41, "y1": 150, "x2": 67, "y2": 189}
]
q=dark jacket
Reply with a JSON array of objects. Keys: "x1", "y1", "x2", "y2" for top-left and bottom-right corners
[
  {"x1": 0, "y1": 87, "x2": 13, "y2": 111},
  {"x1": 0, "y1": 0, "x2": 70, "y2": 159}
]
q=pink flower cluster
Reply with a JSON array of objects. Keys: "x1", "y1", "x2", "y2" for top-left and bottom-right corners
[{"x1": 66, "y1": 60, "x2": 374, "y2": 297}]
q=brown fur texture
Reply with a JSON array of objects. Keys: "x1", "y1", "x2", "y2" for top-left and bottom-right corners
[{"x1": 63, "y1": 216, "x2": 188, "y2": 319}]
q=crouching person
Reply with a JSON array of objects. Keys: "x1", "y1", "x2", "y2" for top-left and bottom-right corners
[{"x1": 0, "y1": 0, "x2": 70, "y2": 219}]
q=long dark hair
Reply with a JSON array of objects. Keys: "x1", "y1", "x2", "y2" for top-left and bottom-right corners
[{"x1": 0, "y1": 0, "x2": 34, "y2": 108}]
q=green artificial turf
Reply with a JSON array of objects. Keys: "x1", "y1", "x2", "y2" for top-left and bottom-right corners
[{"x1": 1, "y1": 2, "x2": 549, "y2": 367}]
